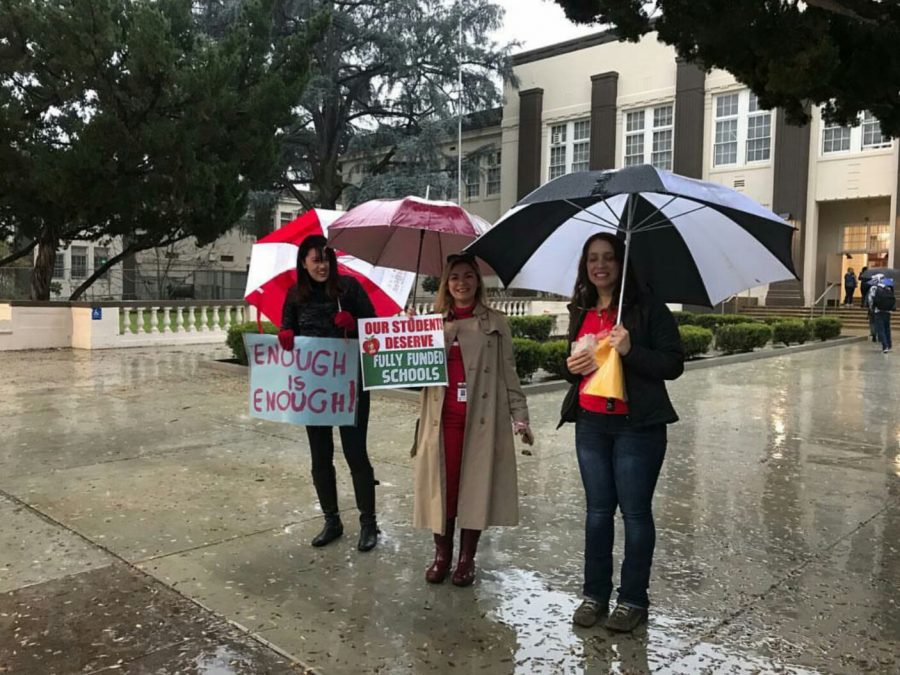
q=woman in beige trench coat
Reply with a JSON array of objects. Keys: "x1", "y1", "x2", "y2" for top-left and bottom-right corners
[{"x1": 412, "y1": 252, "x2": 533, "y2": 586}]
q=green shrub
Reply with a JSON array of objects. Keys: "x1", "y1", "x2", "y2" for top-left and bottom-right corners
[
  {"x1": 679, "y1": 325, "x2": 714, "y2": 360},
  {"x1": 693, "y1": 313, "x2": 758, "y2": 330},
  {"x1": 511, "y1": 337, "x2": 543, "y2": 382},
  {"x1": 672, "y1": 311, "x2": 697, "y2": 326},
  {"x1": 759, "y1": 316, "x2": 787, "y2": 326},
  {"x1": 508, "y1": 315, "x2": 555, "y2": 341},
  {"x1": 772, "y1": 319, "x2": 812, "y2": 346},
  {"x1": 226, "y1": 321, "x2": 280, "y2": 365},
  {"x1": 811, "y1": 316, "x2": 843, "y2": 341},
  {"x1": 541, "y1": 340, "x2": 570, "y2": 379},
  {"x1": 715, "y1": 323, "x2": 773, "y2": 354}
]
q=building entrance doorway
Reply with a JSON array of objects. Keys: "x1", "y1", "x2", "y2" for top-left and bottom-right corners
[{"x1": 840, "y1": 222, "x2": 890, "y2": 306}]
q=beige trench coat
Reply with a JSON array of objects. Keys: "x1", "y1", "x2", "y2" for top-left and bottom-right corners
[{"x1": 412, "y1": 304, "x2": 529, "y2": 534}]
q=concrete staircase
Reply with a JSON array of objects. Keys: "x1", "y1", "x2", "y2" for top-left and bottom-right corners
[
  {"x1": 764, "y1": 279, "x2": 805, "y2": 307},
  {"x1": 738, "y1": 304, "x2": 899, "y2": 332}
]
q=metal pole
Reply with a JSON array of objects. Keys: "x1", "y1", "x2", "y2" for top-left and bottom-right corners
[
  {"x1": 411, "y1": 229, "x2": 425, "y2": 310},
  {"x1": 457, "y1": 10, "x2": 463, "y2": 205},
  {"x1": 616, "y1": 195, "x2": 635, "y2": 326}
]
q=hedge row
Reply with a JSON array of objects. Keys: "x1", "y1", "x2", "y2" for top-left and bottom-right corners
[
  {"x1": 225, "y1": 314, "x2": 844, "y2": 375},
  {"x1": 508, "y1": 315, "x2": 555, "y2": 341}
]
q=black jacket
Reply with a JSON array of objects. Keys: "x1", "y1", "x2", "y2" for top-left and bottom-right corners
[
  {"x1": 558, "y1": 295, "x2": 684, "y2": 428},
  {"x1": 281, "y1": 275, "x2": 375, "y2": 338}
]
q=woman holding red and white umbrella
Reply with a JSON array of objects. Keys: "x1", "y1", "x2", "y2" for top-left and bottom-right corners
[{"x1": 278, "y1": 234, "x2": 380, "y2": 552}]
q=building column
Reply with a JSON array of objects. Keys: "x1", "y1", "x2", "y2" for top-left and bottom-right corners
[
  {"x1": 516, "y1": 88, "x2": 544, "y2": 200},
  {"x1": 892, "y1": 147, "x2": 900, "y2": 267},
  {"x1": 673, "y1": 59, "x2": 705, "y2": 179},
  {"x1": 589, "y1": 72, "x2": 618, "y2": 170},
  {"x1": 772, "y1": 108, "x2": 812, "y2": 273}
]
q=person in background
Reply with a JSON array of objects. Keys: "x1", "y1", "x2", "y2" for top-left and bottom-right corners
[
  {"x1": 412, "y1": 252, "x2": 533, "y2": 587},
  {"x1": 279, "y1": 235, "x2": 380, "y2": 552},
  {"x1": 859, "y1": 267, "x2": 871, "y2": 309},
  {"x1": 561, "y1": 233, "x2": 684, "y2": 633},
  {"x1": 867, "y1": 273, "x2": 894, "y2": 354},
  {"x1": 843, "y1": 267, "x2": 857, "y2": 306}
]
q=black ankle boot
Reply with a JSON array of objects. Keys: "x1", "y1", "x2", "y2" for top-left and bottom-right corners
[
  {"x1": 358, "y1": 520, "x2": 378, "y2": 552},
  {"x1": 351, "y1": 471, "x2": 378, "y2": 552},
  {"x1": 312, "y1": 515, "x2": 343, "y2": 547}
]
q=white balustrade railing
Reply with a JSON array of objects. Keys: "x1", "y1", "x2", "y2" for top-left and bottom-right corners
[
  {"x1": 117, "y1": 302, "x2": 244, "y2": 337},
  {"x1": 409, "y1": 299, "x2": 533, "y2": 317}
]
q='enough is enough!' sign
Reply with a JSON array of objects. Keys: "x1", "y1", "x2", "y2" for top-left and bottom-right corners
[
  {"x1": 358, "y1": 315, "x2": 447, "y2": 390},
  {"x1": 243, "y1": 334, "x2": 360, "y2": 426}
]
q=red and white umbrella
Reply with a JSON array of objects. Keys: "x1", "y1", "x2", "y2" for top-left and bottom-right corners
[
  {"x1": 244, "y1": 209, "x2": 415, "y2": 326},
  {"x1": 326, "y1": 196, "x2": 491, "y2": 277}
]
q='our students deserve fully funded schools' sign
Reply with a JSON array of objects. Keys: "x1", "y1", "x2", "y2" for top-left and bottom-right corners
[
  {"x1": 243, "y1": 333, "x2": 360, "y2": 426},
  {"x1": 358, "y1": 314, "x2": 447, "y2": 390}
]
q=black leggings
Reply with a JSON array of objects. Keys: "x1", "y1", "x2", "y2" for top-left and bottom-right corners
[{"x1": 306, "y1": 390, "x2": 373, "y2": 480}]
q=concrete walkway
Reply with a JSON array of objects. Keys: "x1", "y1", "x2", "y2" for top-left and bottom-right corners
[{"x1": 1, "y1": 342, "x2": 898, "y2": 673}]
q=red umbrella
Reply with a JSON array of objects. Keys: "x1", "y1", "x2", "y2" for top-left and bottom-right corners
[
  {"x1": 244, "y1": 209, "x2": 415, "y2": 326},
  {"x1": 326, "y1": 196, "x2": 491, "y2": 280}
]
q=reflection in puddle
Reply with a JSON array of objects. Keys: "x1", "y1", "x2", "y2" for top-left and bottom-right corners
[
  {"x1": 484, "y1": 568, "x2": 824, "y2": 674},
  {"x1": 192, "y1": 645, "x2": 255, "y2": 674}
]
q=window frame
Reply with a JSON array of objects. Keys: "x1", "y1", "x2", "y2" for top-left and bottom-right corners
[
  {"x1": 486, "y1": 151, "x2": 501, "y2": 196},
  {"x1": 821, "y1": 110, "x2": 892, "y2": 156},
  {"x1": 712, "y1": 90, "x2": 773, "y2": 168},
  {"x1": 70, "y1": 246, "x2": 88, "y2": 279},
  {"x1": 52, "y1": 250, "x2": 66, "y2": 280},
  {"x1": 547, "y1": 118, "x2": 591, "y2": 179},
  {"x1": 622, "y1": 103, "x2": 674, "y2": 170}
]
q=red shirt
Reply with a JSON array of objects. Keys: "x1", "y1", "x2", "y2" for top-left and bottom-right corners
[
  {"x1": 445, "y1": 305, "x2": 475, "y2": 412},
  {"x1": 576, "y1": 308, "x2": 629, "y2": 415}
]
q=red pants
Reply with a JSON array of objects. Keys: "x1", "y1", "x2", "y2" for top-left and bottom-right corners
[{"x1": 442, "y1": 397, "x2": 466, "y2": 520}]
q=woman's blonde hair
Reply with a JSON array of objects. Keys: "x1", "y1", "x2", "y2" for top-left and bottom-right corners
[{"x1": 434, "y1": 254, "x2": 488, "y2": 314}]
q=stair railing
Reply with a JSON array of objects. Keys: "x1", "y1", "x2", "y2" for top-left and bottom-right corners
[{"x1": 810, "y1": 283, "x2": 837, "y2": 318}]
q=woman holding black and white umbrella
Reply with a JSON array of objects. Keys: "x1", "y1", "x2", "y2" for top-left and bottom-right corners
[
  {"x1": 466, "y1": 164, "x2": 798, "y2": 631},
  {"x1": 562, "y1": 232, "x2": 683, "y2": 632}
]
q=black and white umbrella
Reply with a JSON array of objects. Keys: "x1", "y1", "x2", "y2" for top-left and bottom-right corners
[{"x1": 466, "y1": 165, "x2": 797, "y2": 321}]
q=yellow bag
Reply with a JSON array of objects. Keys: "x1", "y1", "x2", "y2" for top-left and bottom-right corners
[{"x1": 583, "y1": 336, "x2": 627, "y2": 401}]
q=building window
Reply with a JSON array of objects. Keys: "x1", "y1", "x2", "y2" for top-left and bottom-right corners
[
  {"x1": 822, "y1": 110, "x2": 891, "y2": 154},
  {"x1": 624, "y1": 105, "x2": 674, "y2": 170},
  {"x1": 822, "y1": 123, "x2": 852, "y2": 153},
  {"x1": 71, "y1": 246, "x2": 87, "y2": 279},
  {"x1": 746, "y1": 95, "x2": 771, "y2": 162},
  {"x1": 465, "y1": 168, "x2": 480, "y2": 199},
  {"x1": 571, "y1": 120, "x2": 590, "y2": 172},
  {"x1": 486, "y1": 151, "x2": 501, "y2": 195},
  {"x1": 842, "y1": 222, "x2": 890, "y2": 253},
  {"x1": 53, "y1": 251, "x2": 65, "y2": 279},
  {"x1": 279, "y1": 210, "x2": 294, "y2": 227},
  {"x1": 713, "y1": 91, "x2": 771, "y2": 167},
  {"x1": 220, "y1": 255, "x2": 235, "y2": 262},
  {"x1": 548, "y1": 119, "x2": 591, "y2": 179},
  {"x1": 862, "y1": 111, "x2": 890, "y2": 149},
  {"x1": 549, "y1": 124, "x2": 567, "y2": 180}
]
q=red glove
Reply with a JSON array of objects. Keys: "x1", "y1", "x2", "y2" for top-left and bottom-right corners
[
  {"x1": 277, "y1": 329, "x2": 294, "y2": 350},
  {"x1": 334, "y1": 310, "x2": 355, "y2": 331}
]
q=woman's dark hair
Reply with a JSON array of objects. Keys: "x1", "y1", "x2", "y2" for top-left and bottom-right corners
[
  {"x1": 572, "y1": 232, "x2": 640, "y2": 310},
  {"x1": 296, "y1": 234, "x2": 340, "y2": 301}
]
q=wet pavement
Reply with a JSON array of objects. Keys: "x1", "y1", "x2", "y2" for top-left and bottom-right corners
[{"x1": 1, "y1": 342, "x2": 898, "y2": 673}]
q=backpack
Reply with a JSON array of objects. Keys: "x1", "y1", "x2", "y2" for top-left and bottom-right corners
[{"x1": 873, "y1": 284, "x2": 896, "y2": 312}]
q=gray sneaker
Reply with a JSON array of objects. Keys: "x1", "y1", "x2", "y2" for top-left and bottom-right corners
[
  {"x1": 572, "y1": 598, "x2": 607, "y2": 627},
  {"x1": 604, "y1": 602, "x2": 648, "y2": 632}
]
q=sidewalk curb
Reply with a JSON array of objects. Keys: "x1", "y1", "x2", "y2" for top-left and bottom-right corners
[{"x1": 202, "y1": 335, "x2": 865, "y2": 400}]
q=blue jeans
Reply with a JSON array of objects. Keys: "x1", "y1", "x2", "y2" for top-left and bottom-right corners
[
  {"x1": 874, "y1": 312, "x2": 892, "y2": 350},
  {"x1": 575, "y1": 409, "x2": 667, "y2": 609}
]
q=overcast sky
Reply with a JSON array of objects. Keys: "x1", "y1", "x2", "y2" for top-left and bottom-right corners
[{"x1": 491, "y1": 0, "x2": 600, "y2": 52}]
